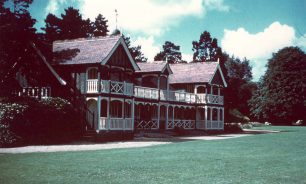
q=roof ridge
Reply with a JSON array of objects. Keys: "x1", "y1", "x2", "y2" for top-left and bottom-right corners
[
  {"x1": 53, "y1": 35, "x2": 121, "y2": 45},
  {"x1": 169, "y1": 61, "x2": 218, "y2": 65}
]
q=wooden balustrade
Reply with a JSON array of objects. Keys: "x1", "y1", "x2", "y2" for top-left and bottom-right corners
[
  {"x1": 86, "y1": 80, "x2": 223, "y2": 105},
  {"x1": 206, "y1": 120, "x2": 223, "y2": 130},
  {"x1": 166, "y1": 120, "x2": 195, "y2": 129},
  {"x1": 98, "y1": 117, "x2": 133, "y2": 130},
  {"x1": 134, "y1": 86, "x2": 159, "y2": 100},
  {"x1": 86, "y1": 79, "x2": 98, "y2": 93},
  {"x1": 196, "y1": 120, "x2": 206, "y2": 130},
  {"x1": 17, "y1": 87, "x2": 51, "y2": 98}
]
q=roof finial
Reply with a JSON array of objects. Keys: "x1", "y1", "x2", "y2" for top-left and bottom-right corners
[{"x1": 115, "y1": 9, "x2": 118, "y2": 30}]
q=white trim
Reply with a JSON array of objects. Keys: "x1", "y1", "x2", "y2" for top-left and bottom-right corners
[
  {"x1": 208, "y1": 63, "x2": 228, "y2": 87},
  {"x1": 86, "y1": 97, "x2": 98, "y2": 101},
  {"x1": 86, "y1": 67, "x2": 99, "y2": 79},
  {"x1": 102, "y1": 37, "x2": 140, "y2": 71},
  {"x1": 125, "y1": 99, "x2": 133, "y2": 104},
  {"x1": 110, "y1": 97, "x2": 124, "y2": 102},
  {"x1": 161, "y1": 63, "x2": 173, "y2": 74},
  {"x1": 100, "y1": 97, "x2": 109, "y2": 101}
]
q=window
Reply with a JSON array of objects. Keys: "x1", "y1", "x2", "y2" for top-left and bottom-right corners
[
  {"x1": 220, "y1": 109, "x2": 223, "y2": 121},
  {"x1": 212, "y1": 108, "x2": 218, "y2": 121},
  {"x1": 124, "y1": 102, "x2": 132, "y2": 118},
  {"x1": 100, "y1": 100, "x2": 108, "y2": 117},
  {"x1": 110, "y1": 100, "x2": 122, "y2": 118},
  {"x1": 88, "y1": 68, "x2": 98, "y2": 79},
  {"x1": 197, "y1": 86, "x2": 205, "y2": 93},
  {"x1": 207, "y1": 108, "x2": 211, "y2": 120}
]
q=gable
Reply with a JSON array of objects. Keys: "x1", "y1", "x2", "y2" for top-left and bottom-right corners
[
  {"x1": 210, "y1": 68, "x2": 224, "y2": 86},
  {"x1": 106, "y1": 44, "x2": 134, "y2": 70},
  {"x1": 102, "y1": 37, "x2": 140, "y2": 71},
  {"x1": 209, "y1": 65, "x2": 227, "y2": 87}
]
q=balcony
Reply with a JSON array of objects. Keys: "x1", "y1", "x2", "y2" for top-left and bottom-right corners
[
  {"x1": 86, "y1": 80, "x2": 223, "y2": 105},
  {"x1": 86, "y1": 80, "x2": 133, "y2": 96},
  {"x1": 134, "y1": 86, "x2": 159, "y2": 100},
  {"x1": 196, "y1": 94, "x2": 224, "y2": 105}
]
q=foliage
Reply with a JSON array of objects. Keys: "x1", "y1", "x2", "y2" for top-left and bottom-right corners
[
  {"x1": 0, "y1": 97, "x2": 82, "y2": 147},
  {"x1": 249, "y1": 47, "x2": 306, "y2": 123},
  {"x1": 0, "y1": 0, "x2": 39, "y2": 93},
  {"x1": 123, "y1": 35, "x2": 148, "y2": 62},
  {"x1": 192, "y1": 31, "x2": 222, "y2": 62},
  {"x1": 93, "y1": 14, "x2": 109, "y2": 37},
  {"x1": 223, "y1": 54, "x2": 256, "y2": 122},
  {"x1": 154, "y1": 41, "x2": 183, "y2": 63},
  {"x1": 42, "y1": 7, "x2": 109, "y2": 42},
  {"x1": 0, "y1": 101, "x2": 27, "y2": 147}
]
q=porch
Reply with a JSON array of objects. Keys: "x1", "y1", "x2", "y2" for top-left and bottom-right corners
[{"x1": 85, "y1": 98, "x2": 224, "y2": 133}]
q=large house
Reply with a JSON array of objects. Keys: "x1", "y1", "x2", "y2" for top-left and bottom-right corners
[{"x1": 51, "y1": 35, "x2": 227, "y2": 134}]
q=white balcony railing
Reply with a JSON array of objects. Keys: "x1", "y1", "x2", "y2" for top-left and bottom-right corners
[
  {"x1": 86, "y1": 80, "x2": 133, "y2": 96},
  {"x1": 196, "y1": 94, "x2": 224, "y2": 105},
  {"x1": 134, "y1": 86, "x2": 159, "y2": 100},
  {"x1": 87, "y1": 79, "x2": 98, "y2": 93},
  {"x1": 167, "y1": 91, "x2": 196, "y2": 103},
  {"x1": 86, "y1": 80, "x2": 223, "y2": 105},
  {"x1": 17, "y1": 87, "x2": 51, "y2": 98}
]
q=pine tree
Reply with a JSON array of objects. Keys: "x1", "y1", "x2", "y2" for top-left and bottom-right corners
[
  {"x1": 93, "y1": 14, "x2": 109, "y2": 37},
  {"x1": 123, "y1": 35, "x2": 147, "y2": 63},
  {"x1": 192, "y1": 31, "x2": 222, "y2": 62},
  {"x1": 154, "y1": 41, "x2": 182, "y2": 63}
]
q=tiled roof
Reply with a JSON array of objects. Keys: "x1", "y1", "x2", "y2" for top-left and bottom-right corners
[
  {"x1": 136, "y1": 61, "x2": 167, "y2": 73},
  {"x1": 169, "y1": 62, "x2": 218, "y2": 84},
  {"x1": 52, "y1": 36, "x2": 121, "y2": 65}
]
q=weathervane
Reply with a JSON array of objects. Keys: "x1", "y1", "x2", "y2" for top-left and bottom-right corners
[{"x1": 115, "y1": 9, "x2": 118, "y2": 30}]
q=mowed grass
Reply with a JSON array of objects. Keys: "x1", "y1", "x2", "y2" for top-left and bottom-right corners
[{"x1": 1, "y1": 126, "x2": 306, "y2": 184}]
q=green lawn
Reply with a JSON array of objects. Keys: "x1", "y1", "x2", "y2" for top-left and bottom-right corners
[{"x1": 1, "y1": 126, "x2": 306, "y2": 184}]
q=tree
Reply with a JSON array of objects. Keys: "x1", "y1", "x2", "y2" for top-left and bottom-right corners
[
  {"x1": 123, "y1": 35, "x2": 147, "y2": 63},
  {"x1": 59, "y1": 7, "x2": 92, "y2": 39},
  {"x1": 154, "y1": 41, "x2": 182, "y2": 63},
  {"x1": 0, "y1": 0, "x2": 40, "y2": 92},
  {"x1": 192, "y1": 31, "x2": 222, "y2": 62},
  {"x1": 249, "y1": 47, "x2": 306, "y2": 123},
  {"x1": 223, "y1": 54, "x2": 256, "y2": 122},
  {"x1": 42, "y1": 13, "x2": 61, "y2": 42},
  {"x1": 93, "y1": 14, "x2": 109, "y2": 37},
  {"x1": 42, "y1": 7, "x2": 97, "y2": 42}
]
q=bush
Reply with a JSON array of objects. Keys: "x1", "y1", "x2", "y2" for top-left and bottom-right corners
[
  {"x1": 0, "y1": 97, "x2": 82, "y2": 147},
  {"x1": 0, "y1": 100, "x2": 28, "y2": 147}
]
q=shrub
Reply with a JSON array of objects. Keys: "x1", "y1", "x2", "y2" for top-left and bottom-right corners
[
  {"x1": 0, "y1": 97, "x2": 82, "y2": 147},
  {"x1": 0, "y1": 100, "x2": 28, "y2": 147}
]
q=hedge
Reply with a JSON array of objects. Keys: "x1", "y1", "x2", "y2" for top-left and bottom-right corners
[{"x1": 0, "y1": 97, "x2": 82, "y2": 147}]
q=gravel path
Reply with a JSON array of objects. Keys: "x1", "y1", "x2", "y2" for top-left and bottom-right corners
[
  {"x1": 0, "y1": 130, "x2": 278, "y2": 154},
  {"x1": 0, "y1": 141, "x2": 171, "y2": 154}
]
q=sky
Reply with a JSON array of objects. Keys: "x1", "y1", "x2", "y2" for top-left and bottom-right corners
[{"x1": 28, "y1": 0, "x2": 306, "y2": 81}]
